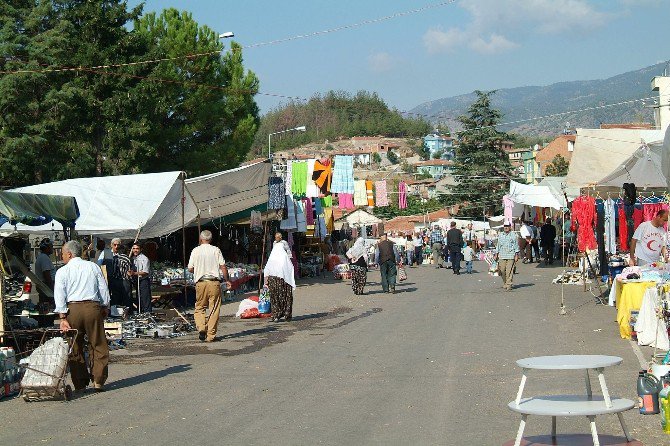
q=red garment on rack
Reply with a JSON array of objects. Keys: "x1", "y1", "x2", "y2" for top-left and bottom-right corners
[
  {"x1": 633, "y1": 208, "x2": 644, "y2": 231},
  {"x1": 642, "y1": 203, "x2": 669, "y2": 230},
  {"x1": 303, "y1": 197, "x2": 314, "y2": 225},
  {"x1": 570, "y1": 195, "x2": 597, "y2": 251},
  {"x1": 618, "y1": 206, "x2": 628, "y2": 251}
]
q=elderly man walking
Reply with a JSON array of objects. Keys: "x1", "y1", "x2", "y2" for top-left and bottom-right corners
[
  {"x1": 496, "y1": 223, "x2": 520, "y2": 291},
  {"x1": 375, "y1": 233, "x2": 400, "y2": 294},
  {"x1": 429, "y1": 225, "x2": 444, "y2": 268},
  {"x1": 55, "y1": 241, "x2": 110, "y2": 392},
  {"x1": 188, "y1": 230, "x2": 231, "y2": 342}
]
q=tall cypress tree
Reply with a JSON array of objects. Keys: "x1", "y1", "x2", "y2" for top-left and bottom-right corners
[{"x1": 447, "y1": 90, "x2": 514, "y2": 217}]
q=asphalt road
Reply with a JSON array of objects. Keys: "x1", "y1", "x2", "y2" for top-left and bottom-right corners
[{"x1": 2, "y1": 260, "x2": 666, "y2": 445}]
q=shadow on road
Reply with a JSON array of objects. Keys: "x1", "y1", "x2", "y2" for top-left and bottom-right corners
[
  {"x1": 291, "y1": 312, "x2": 330, "y2": 322},
  {"x1": 221, "y1": 326, "x2": 279, "y2": 340},
  {"x1": 513, "y1": 283, "x2": 535, "y2": 289},
  {"x1": 107, "y1": 364, "x2": 192, "y2": 390},
  {"x1": 326, "y1": 308, "x2": 382, "y2": 330}
]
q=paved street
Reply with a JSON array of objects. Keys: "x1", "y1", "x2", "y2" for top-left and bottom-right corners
[{"x1": 2, "y1": 260, "x2": 665, "y2": 445}]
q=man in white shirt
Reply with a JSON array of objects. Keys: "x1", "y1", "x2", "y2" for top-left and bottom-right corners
[
  {"x1": 129, "y1": 243, "x2": 152, "y2": 313},
  {"x1": 55, "y1": 240, "x2": 110, "y2": 393},
  {"x1": 518, "y1": 221, "x2": 533, "y2": 263},
  {"x1": 463, "y1": 223, "x2": 477, "y2": 252},
  {"x1": 630, "y1": 209, "x2": 669, "y2": 266},
  {"x1": 188, "y1": 230, "x2": 231, "y2": 342}
]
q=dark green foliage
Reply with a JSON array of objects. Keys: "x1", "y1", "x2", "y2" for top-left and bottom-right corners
[
  {"x1": 545, "y1": 154, "x2": 570, "y2": 176},
  {"x1": 0, "y1": 1, "x2": 258, "y2": 186},
  {"x1": 386, "y1": 150, "x2": 398, "y2": 164},
  {"x1": 445, "y1": 91, "x2": 514, "y2": 217},
  {"x1": 373, "y1": 195, "x2": 443, "y2": 220},
  {"x1": 251, "y1": 90, "x2": 430, "y2": 157}
]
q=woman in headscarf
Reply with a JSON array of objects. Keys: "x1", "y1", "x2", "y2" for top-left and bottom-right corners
[
  {"x1": 346, "y1": 237, "x2": 368, "y2": 295},
  {"x1": 264, "y1": 242, "x2": 296, "y2": 322}
]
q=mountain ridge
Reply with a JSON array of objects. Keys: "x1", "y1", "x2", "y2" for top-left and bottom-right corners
[{"x1": 409, "y1": 61, "x2": 669, "y2": 135}]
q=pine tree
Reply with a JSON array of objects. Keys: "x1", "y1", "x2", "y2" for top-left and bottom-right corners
[
  {"x1": 447, "y1": 91, "x2": 514, "y2": 217},
  {"x1": 545, "y1": 154, "x2": 570, "y2": 176}
]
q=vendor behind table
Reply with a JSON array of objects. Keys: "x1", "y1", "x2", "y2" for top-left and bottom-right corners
[{"x1": 629, "y1": 209, "x2": 669, "y2": 266}]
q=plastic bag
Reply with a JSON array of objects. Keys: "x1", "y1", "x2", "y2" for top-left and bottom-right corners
[
  {"x1": 22, "y1": 337, "x2": 68, "y2": 388},
  {"x1": 240, "y1": 308, "x2": 260, "y2": 319}
]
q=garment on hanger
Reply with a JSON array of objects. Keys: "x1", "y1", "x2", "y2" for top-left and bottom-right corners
[
  {"x1": 291, "y1": 161, "x2": 308, "y2": 197},
  {"x1": 295, "y1": 200, "x2": 307, "y2": 233},
  {"x1": 312, "y1": 158, "x2": 332, "y2": 195},
  {"x1": 503, "y1": 194, "x2": 514, "y2": 225},
  {"x1": 570, "y1": 195, "x2": 597, "y2": 251},
  {"x1": 618, "y1": 205, "x2": 629, "y2": 251},
  {"x1": 595, "y1": 200, "x2": 607, "y2": 275},
  {"x1": 322, "y1": 195, "x2": 333, "y2": 208},
  {"x1": 302, "y1": 197, "x2": 314, "y2": 225},
  {"x1": 633, "y1": 206, "x2": 644, "y2": 231},
  {"x1": 338, "y1": 193, "x2": 355, "y2": 209},
  {"x1": 314, "y1": 198, "x2": 323, "y2": 217},
  {"x1": 398, "y1": 181, "x2": 408, "y2": 209},
  {"x1": 317, "y1": 217, "x2": 327, "y2": 240},
  {"x1": 353, "y1": 180, "x2": 367, "y2": 206},
  {"x1": 280, "y1": 198, "x2": 297, "y2": 231},
  {"x1": 324, "y1": 208, "x2": 334, "y2": 233},
  {"x1": 643, "y1": 202, "x2": 669, "y2": 229},
  {"x1": 604, "y1": 198, "x2": 616, "y2": 254},
  {"x1": 306, "y1": 159, "x2": 320, "y2": 198},
  {"x1": 285, "y1": 161, "x2": 293, "y2": 196},
  {"x1": 268, "y1": 177, "x2": 285, "y2": 209},
  {"x1": 375, "y1": 180, "x2": 389, "y2": 207},
  {"x1": 365, "y1": 180, "x2": 374, "y2": 207},
  {"x1": 250, "y1": 211, "x2": 262, "y2": 233},
  {"x1": 330, "y1": 155, "x2": 354, "y2": 194}
]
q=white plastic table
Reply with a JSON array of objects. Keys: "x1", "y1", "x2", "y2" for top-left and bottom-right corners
[{"x1": 508, "y1": 355, "x2": 634, "y2": 446}]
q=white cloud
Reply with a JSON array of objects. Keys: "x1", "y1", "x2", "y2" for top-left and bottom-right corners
[
  {"x1": 424, "y1": 0, "x2": 613, "y2": 55},
  {"x1": 368, "y1": 52, "x2": 395, "y2": 73}
]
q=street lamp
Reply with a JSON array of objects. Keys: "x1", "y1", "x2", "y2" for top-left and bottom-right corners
[
  {"x1": 219, "y1": 31, "x2": 235, "y2": 39},
  {"x1": 268, "y1": 126, "x2": 306, "y2": 159}
]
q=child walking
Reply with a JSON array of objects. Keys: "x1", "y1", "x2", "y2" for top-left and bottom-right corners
[{"x1": 462, "y1": 242, "x2": 475, "y2": 274}]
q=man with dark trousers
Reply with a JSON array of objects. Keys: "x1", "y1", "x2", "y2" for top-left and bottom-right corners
[
  {"x1": 129, "y1": 243, "x2": 152, "y2": 313},
  {"x1": 375, "y1": 233, "x2": 400, "y2": 294},
  {"x1": 446, "y1": 221, "x2": 464, "y2": 275},
  {"x1": 540, "y1": 218, "x2": 557, "y2": 265}
]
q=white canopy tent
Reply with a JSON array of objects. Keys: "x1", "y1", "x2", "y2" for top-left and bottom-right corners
[
  {"x1": 435, "y1": 218, "x2": 490, "y2": 231},
  {"x1": 1, "y1": 161, "x2": 273, "y2": 239},
  {"x1": 508, "y1": 180, "x2": 564, "y2": 210},
  {"x1": 596, "y1": 142, "x2": 667, "y2": 188},
  {"x1": 566, "y1": 128, "x2": 665, "y2": 188},
  {"x1": 537, "y1": 177, "x2": 580, "y2": 203}
]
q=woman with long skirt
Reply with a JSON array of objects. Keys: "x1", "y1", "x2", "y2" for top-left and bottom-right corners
[
  {"x1": 346, "y1": 237, "x2": 368, "y2": 295},
  {"x1": 264, "y1": 243, "x2": 296, "y2": 322}
]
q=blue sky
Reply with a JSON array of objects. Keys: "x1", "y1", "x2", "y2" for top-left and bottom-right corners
[{"x1": 128, "y1": 0, "x2": 670, "y2": 114}]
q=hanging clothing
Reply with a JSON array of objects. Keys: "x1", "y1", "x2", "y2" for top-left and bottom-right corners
[
  {"x1": 250, "y1": 211, "x2": 262, "y2": 232},
  {"x1": 268, "y1": 177, "x2": 285, "y2": 209},
  {"x1": 291, "y1": 161, "x2": 308, "y2": 197},
  {"x1": 633, "y1": 206, "x2": 644, "y2": 231},
  {"x1": 618, "y1": 205, "x2": 629, "y2": 251},
  {"x1": 317, "y1": 217, "x2": 327, "y2": 240},
  {"x1": 285, "y1": 161, "x2": 293, "y2": 196},
  {"x1": 375, "y1": 180, "x2": 389, "y2": 207},
  {"x1": 365, "y1": 180, "x2": 374, "y2": 207},
  {"x1": 306, "y1": 159, "x2": 320, "y2": 198},
  {"x1": 324, "y1": 208, "x2": 334, "y2": 233},
  {"x1": 595, "y1": 200, "x2": 607, "y2": 275},
  {"x1": 312, "y1": 158, "x2": 332, "y2": 195},
  {"x1": 398, "y1": 181, "x2": 408, "y2": 209},
  {"x1": 338, "y1": 193, "x2": 355, "y2": 210},
  {"x1": 353, "y1": 180, "x2": 367, "y2": 206},
  {"x1": 331, "y1": 155, "x2": 354, "y2": 194},
  {"x1": 314, "y1": 198, "x2": 323, "y2": 217},
  {"x1": 570, "y1": 195, "x2": 597, "y2": 252},
  {"x1": 295, "y1": 200, "x2": 307, "y2": 232},
  {"x1": 604, "y1": 198, "x2": 616, "y2": 254},
  {"x1": 280, "y1": 198, "x2": 297, "y2": 231},
  {"x1": 321, "y1": 196, "x2": 333, "y2": 208},
  {"x1": 503, "y1": 194, "x2": 514, "y2": 226},
  {"x1": 303, "y1": 197, "x2": 314, "y2": 225},
  {"x1": 643, "y1": 202, "x2": 669, "y2": 230}
]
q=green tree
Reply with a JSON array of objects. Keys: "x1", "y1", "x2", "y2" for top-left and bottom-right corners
[
  {"x1": 372, "y1": 152, "x2": 382, "y2": 164},
  {"x1": 447, "y1": 91, "x2": 514, "y2": 217},
  {"x1": 545, "y1": 154, "x2": 570, "y2": 176},
  {"x1": 373, "y1": 196, "x2": 443, "y2": 220},
  {"x1": 417, "y1": 143, "x2": 431, "y2": 160},
  {"x1": 432, "y1": 149, "x2": 445, "y2": 160},
  {"x1": 386, "y1": 150, "x2": 399, "y2": 164}
]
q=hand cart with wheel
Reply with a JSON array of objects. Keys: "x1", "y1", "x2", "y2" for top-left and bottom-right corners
[{"x1": 4, "y1": 329, "x2": 78, "y2": 402}]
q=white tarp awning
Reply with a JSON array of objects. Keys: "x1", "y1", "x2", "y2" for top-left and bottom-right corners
[
  {"x1": 537, "y1": 176, "x2": 580, "y2": 202},
  {"x1": 337, "y1": 209, "x2": 383, "y2": 226},
  {"x1": 185, "y1": 161, "x2": 273, "y2": 224},
  {"x1": 566, "y1": 128, "x2": 665, "y2": 187},
  {"x1": 597, "y1": 142, "x2": 666, "y2": 188},
  {"x1": 4, "y1": 172, "x2": 199, "y2": 238},
  {"x1": 435, "y1": 218, "x2": 489, "y2": 231},
  {"x1": 509, "y1": 180, "x2": 563, "y2": 210}
]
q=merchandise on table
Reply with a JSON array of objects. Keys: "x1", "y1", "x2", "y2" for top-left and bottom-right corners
[
  {"x1": 552, "y1": 270, "x2": 592, "y2": 285},
  {"x1": 0, "y1": 347, "x2": 22, "y2": 399}
]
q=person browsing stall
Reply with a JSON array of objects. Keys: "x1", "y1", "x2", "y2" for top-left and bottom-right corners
[
  {"x1": 188, "y1": 230, "x2": 231, "y2": 342},
  {"x1": 34, "y1": 238, "x2": 54, "y2": 304},
  {"x1": 630, "y1": 209, "x2": 669, "y2": 266},
  {"x1": 129, "y1": 243, "x2": 152, "y2": 313},
  {"x1": 55, "y1": 241, "x2": 110, "y2": 393}
]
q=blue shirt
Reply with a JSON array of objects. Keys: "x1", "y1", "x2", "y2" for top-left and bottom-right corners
[
  {"x1": 496, "y1": 231, "x2": 520, "y2": 260},
  {"x1": 54, "y1": 257, "x2": 111, "y2": 314}
]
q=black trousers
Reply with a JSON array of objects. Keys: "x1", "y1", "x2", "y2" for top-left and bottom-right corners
[
  {"x1": 109, "y1": 277, "x2": 132, "y2": 307},
  {"x1": 449, "y1": 249, "x2": 462, "y2": 273}
]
